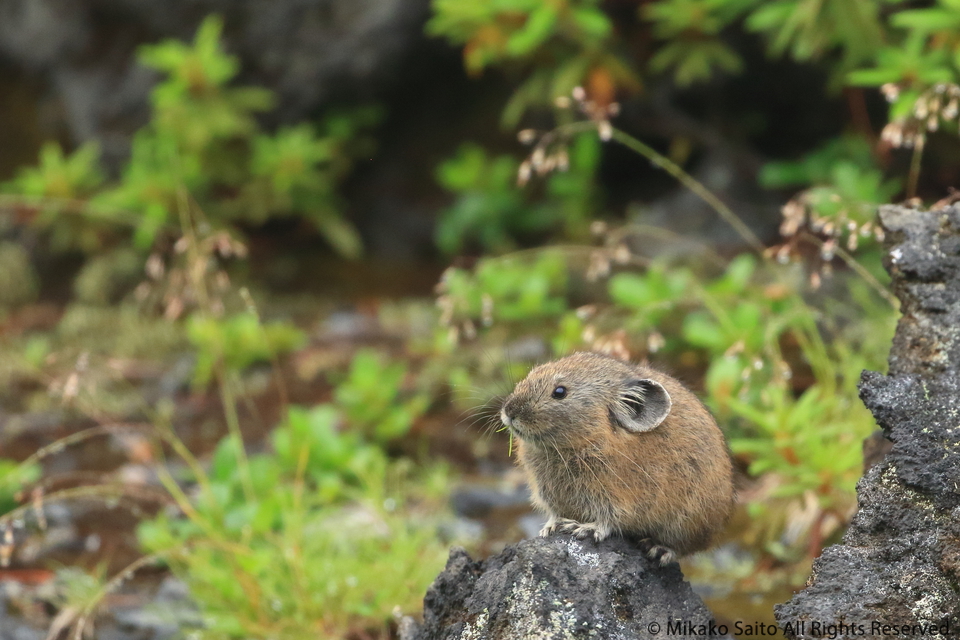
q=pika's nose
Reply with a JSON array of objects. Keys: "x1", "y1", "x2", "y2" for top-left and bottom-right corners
[{"x1": 501, "y1": 397, "x2": 518, "y2": 427}]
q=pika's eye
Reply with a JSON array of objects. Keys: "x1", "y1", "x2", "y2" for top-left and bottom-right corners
[{"x1": 552, "y1": 386, "x2": 567, "y2": 399}]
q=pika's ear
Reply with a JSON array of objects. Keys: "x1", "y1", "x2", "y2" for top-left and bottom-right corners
[{"x1": 612, "y1": 379, "x2": 672, "y2": 433}]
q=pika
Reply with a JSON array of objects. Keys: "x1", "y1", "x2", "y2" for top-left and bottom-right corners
[{"x1": 500, "y1": 351, "x2": 734, "y2": 564}]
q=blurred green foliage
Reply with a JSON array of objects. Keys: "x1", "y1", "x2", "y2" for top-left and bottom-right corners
[
  {"x1": 2, "y1": 16, "x2": 376, "y2": 258},
  {"x1": 427, "y1": 0, "x2": 632, "y2": 126},
  {"x1": 848, "y1": 0, "x2": 960, "y2": 120},
  {"x1": 0, "y1": 459, "x2": 41, "y2": 516},
  {"x1": 436, "y1": 134, "x2": 599, "y2": 253},
  {"x1": 3, "y1": 0, "x2": 959, "y2": 631},
  {"x1": 331, "y1": 349, "x2": 429, "y2": 444},
  {"x1": 429, "y1": 0, "x2": 960, "y2": 258},
  {"x1": 139, "y1": 394, "x2": 447, "y2": 638},
  {"x1": 437, "y1": 250, "x2": 568, "y2": 329},
  {"x1": 642, "y1": 0, "x2": 747, "y2": 85}
]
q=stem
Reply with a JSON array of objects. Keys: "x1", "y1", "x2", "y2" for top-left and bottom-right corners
[
  {"x1": 541, "y1": 120, "x2": 765, "y2": 253},
  {"x1": 555, "y1": 122, "x2": 898, "y2": 310},
  {"x1": 73, "y1": 551, "x2": 171, "y2": 640},
  {"x1": 0, "y1": 485, "x2": 172, "y2": 528},
  {"x1": 240, "y1": 287, "x2": 290, "y2": 411},
  {"x1": 175, "y1": 189, "x2": 256, "y2": 505},
  {"x1": 607, "y1": 127, "x2": 767, "y2": 254},
  {"x1": 0, "y1": 424, "x2": 151, "y2": 491},
  {"x1": 907, "y1": 136, "x2": 925, "y2": 199}
]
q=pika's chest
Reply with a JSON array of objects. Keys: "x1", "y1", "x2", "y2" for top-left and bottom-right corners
[{"x1": 522, "y1": 446, "x2": 620, "y2": 505}]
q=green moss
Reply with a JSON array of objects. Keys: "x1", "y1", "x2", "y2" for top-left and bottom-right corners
[{"x1": 56, "y1": 303, "x2": 186, "y2": 360}]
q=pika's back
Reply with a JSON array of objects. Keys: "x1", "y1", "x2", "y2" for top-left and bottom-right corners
[{"x1": 502, "y1": 351, "x2": 735, "y2": 558}]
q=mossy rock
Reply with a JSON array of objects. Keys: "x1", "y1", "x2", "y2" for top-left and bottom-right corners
[{"x1": 0, "y1": 242, "x2": 39, "y2": 308}]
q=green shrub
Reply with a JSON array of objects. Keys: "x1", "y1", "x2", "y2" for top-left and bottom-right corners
[
  {"x1": 2, "y1": 16, "x2": 377, "y2": 258},
  {"x1": 427, "y1": 0, "x2": 631, "y2": 126},
  {"x1": 436, "y1": 134, "x2": 599, "y2": 254}
]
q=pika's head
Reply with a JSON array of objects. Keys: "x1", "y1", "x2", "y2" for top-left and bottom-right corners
[{"x1": 500, "y1": 352, "x2": 672, "y2": 446}]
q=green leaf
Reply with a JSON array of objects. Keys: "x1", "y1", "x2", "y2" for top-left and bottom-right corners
[
  {"x1": 682, "y1": 312, "x2": 726, "y2": 350},
  {"x1": 570, "y1": 7, "x2": 612, "y2": 40},
  {"x1": 891, "y1": 9, "x2": 960, "y2": 32},
  {"x1": 506, "y1": 7, "x2": 558, "y2": 56},
  {"x1": 609, "y1": 273, "x2": 654, "y2": 308}
]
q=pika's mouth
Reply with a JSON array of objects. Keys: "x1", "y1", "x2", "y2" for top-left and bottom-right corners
[{"x1": 500, "y1": 409, "x2": 527, "y2": 437}]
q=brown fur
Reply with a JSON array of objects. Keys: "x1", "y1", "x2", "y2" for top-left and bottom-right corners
[{"x1": 501, "y1": 351, "x2": 735, "y2": 558}]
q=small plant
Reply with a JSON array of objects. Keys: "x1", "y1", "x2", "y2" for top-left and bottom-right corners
[
  {"x1": 435, "y1": 143, "x2": 540, "y2": 254},
  {"x1": 848, "y1": 0, "x2": 960, "y2": 196},
  {"x1": 0, "y1": 369, "x2": 450, "y2": 640},
  {"x1": 42, "y1": 565, "x2": 111, "y2": 640}
]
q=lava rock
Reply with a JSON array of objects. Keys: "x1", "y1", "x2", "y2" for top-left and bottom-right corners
[
  {"x1": 774, "y1": 204, "x2": 960, "y2": 637},
  {"x1": 405, "y1": 533, "x2": 725, "y2": 640},
  {"x1": 880, "y1": 204, "x2": 960, "y2": 377}
]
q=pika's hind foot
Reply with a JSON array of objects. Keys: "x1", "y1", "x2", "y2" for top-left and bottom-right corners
[
  {"x1": 639, "y1": 538, "x2": 677, "y2": 565},
  {"x1": 554, "y1": 519, "x2": 612, "y2": 542}
]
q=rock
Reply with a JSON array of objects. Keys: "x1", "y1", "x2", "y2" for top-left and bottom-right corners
[
  {"x1": 111, "y1": 576, "x2": 200, "y2": 639},
  {"x1": 406, "y1": 534, "x2": 726, "y2": 640},
  {"x1": 450, "y1": 484, "x2": 529, "y2": 519},
  {"x1": 774, "y1": 204, "x2": 960, "y2": 637},
  {"x1": 0, "y1": 582, "x2": 44, "y2": 640}
]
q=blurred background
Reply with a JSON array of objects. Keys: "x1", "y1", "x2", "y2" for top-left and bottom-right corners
[{"x1": 0, "y1": 0, "x2": 957, "y2": 638}]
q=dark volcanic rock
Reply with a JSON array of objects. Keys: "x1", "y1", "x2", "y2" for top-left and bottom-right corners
[
  {"x1": 881, "y1": 204, "x2": 960, "y2": 377},
  {"x1": 406, "y1": 534, "x2": 724, "y2": 640},
  {"x1": 774, "y1": 204, "x2": 960, "y2": 637}
]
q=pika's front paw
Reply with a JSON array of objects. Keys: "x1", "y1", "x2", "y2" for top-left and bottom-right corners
[
  {"x1": 538, "y1": 516, "x2": 560, "y2": 537},
  {"x1": 638, "y1": 538, "x2": 677, "y2": 565},
  {"x1": 556, "y1": 519, "x2": 612, "y2": 542},
  {"x1": 539, "y1": 517, "x2": 576, "y2": 537}
]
